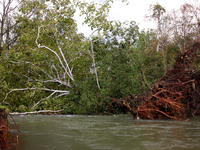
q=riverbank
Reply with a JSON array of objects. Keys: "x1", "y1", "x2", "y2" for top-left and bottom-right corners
[
  {"x1": 0, "y1": 107, "x2": 9, "y2": 149},
  {"x1": 0, "y1": 107, "x2": 18, "y2": 149}
]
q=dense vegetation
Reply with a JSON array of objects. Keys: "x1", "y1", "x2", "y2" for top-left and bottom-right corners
[{"x1": 0, "y1": 0, "x2": 200, "y2": 114}]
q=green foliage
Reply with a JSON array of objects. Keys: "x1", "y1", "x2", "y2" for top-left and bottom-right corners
[
  {"x1": 93, "y1": 23, "x2": 164, "y2": 98},
  {"x1": 62, "y1": 78, "x2": 105, "y2": 114},
  {"x1": 152, "y1": 3, "x2": 166, "y2": 18},
  {"x1": 19, "y1": 105, "x2": 26, "y2": 112},
  {"x1": 0, "y1": 105, "x2": 8, "y2": 111},
  {"x1": 166, "y1": 44, "x2": 180, "y2": 69},
  {"x1": 0, "y1": 0, "x2": 184, "y2": 115}
]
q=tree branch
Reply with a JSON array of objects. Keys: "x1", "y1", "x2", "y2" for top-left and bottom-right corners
[
  {"x1": 140, "y1": 67, "x2": 152, "y2": 91},
  {"x1": 35, "y1": 26, "x2": 74, "y2": 81},
  {"x1": 9, "y1": 109, "x2": 64, "y2": 115},
  {"x1": 90, "y1": 40, "x2": 101, "y2": 90},
  {"x1": 10, "y1": 60, "x2": 54, "y2": 80},
  {"x1": 2, "y1": 88, "x2": 69, "y2": 105}
]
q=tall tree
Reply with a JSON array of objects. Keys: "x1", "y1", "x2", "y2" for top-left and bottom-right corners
[
  {"x1": 147, "y1": 3, "x2": 169, "y2": 74},
  {"x1": 0, "y1": 0, "x2": 18, "y2": 55},
  {"x1": 171, "y1": 2, "x2": 200, "y2": 52},
  {"x1": 0, "y1": 0, "x2": 40, "y2": 56},
  {"x1": 1, "y1": 0, "x2": 128, "y2": 111}
]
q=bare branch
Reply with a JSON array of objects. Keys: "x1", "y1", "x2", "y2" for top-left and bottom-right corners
[
  {"x1": 3, "y1": 87, "x2": 69, "y2": 105},
  {"x1": 87, "y1": 23, "x2": 112, "y2": 90},
  {"x1": 9, "y1": 109, "x2": 64, "y2": 115},
  {"x1": 12, "y1": 68, "x2": 70, "y2": 89},
  {"x1": 35, "y1": 26, "x2": 74, "y2": 81},
  {"x1": 10, "y1": 60, "x2": 54, "y2": 80},
  {"x1": 90, "y1": 40, "x2": 101, "y2": 90},
  {"x1": 53, "y1": 92, "x2": 69, "y2": 100},
  {"x1": 50, "y1": 63, "x2": 61, "y2": 79},
  {"x1": 89, "y1": 29, "x2": 99, "y2": 40},
  {"x1": 32, "y1": 91, "x2": 56, "y2": 108},
  {"x1": 54, "y1": 36, "x2": 74, "y2": 81}
]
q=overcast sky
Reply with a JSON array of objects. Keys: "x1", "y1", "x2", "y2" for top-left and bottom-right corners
[{"x1": 75, "y1": 0, "x2": 196, "y2": 37}]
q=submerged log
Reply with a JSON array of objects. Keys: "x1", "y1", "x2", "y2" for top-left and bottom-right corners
[{"x1": 123, "y1": 41, "x2": 200, "y2": 120}]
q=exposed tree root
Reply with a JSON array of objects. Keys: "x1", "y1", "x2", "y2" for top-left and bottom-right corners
[
  {"x1": 0, "y1": 108, "x2": 19, "y2": 149},
  {"x1": 116, "y1": 41, "x2": 200, "y2": 120}
]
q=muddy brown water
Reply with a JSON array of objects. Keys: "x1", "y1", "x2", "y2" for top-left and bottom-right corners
[{"x1": 10, "y1": 115, "x2": 200, "y2": 150}]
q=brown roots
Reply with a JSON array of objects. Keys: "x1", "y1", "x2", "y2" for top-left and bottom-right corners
[
  {"x1": 0, "y1": 108, "x2": 18, "y2": 149},
  {"x1": 121, "y1": 41, "x2": 200, "y2": 120}
]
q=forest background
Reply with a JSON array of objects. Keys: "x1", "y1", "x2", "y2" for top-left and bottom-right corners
[{"x1": 0, "y1": 0, "x2": 200, "y2": 114}]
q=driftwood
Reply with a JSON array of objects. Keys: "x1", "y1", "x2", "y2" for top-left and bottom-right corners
[
  {"x1": 119, "y1": 41, "x2": 200, "y2": 120},
  {"x1": 9, "y1": 109, "x2": 64, "y2": 115}
]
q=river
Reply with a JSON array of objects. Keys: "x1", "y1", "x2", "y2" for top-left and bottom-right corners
[{"x1": 10, "y1": 115, "x2": 200, "y2": 150}]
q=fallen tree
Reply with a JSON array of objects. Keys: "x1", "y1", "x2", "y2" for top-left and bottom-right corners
[
  {"x1": 118, "y1": 41, "x2": 200, "y2": 120},
  {"x1": 9, "y1": 109, "x2": 64, "y2": 115}
]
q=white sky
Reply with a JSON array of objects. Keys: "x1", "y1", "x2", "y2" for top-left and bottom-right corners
[{"x1": 75, "y1": 0, "x2": 196, "y2": 37}]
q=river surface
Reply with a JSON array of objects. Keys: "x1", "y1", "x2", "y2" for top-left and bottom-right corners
[{"x1": 10, "y1": 115, "x2": 200, "y2": 150}]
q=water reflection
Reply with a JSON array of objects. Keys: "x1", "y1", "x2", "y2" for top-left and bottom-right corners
[{"x1": 10, "y1": 115, "x2": 200, "y2": 150}]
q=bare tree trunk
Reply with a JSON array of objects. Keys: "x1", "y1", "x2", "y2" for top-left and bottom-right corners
[
  {"x1": 88, "y1": 29, "x2": 104, "y2": 90},
  {"x1": 90, "y1": 40, "x2": 101, "y2": 90}
]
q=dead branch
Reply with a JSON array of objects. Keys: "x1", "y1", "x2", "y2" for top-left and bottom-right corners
[{"x1": 9, "y1": 109, "x2": 64, "y2": 115}]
